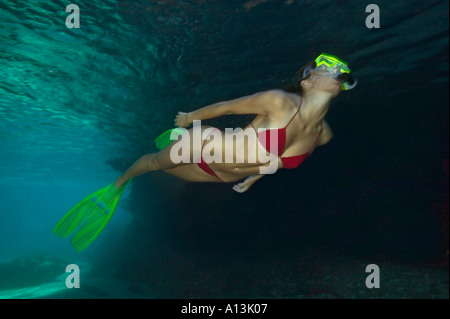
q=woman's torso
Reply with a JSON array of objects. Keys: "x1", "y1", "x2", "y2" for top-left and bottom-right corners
[{"x1": 206, "y1": 92, "x2": 324, "y2": 181}]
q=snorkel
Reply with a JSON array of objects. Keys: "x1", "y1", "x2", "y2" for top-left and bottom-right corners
[{"x1": 302, "y1": 53, "x2": 358, "y2": 91}]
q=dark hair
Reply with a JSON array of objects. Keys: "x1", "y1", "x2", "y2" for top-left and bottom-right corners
[{"x1": 282, "y1": 60, "x2": 315, "y2": 95}]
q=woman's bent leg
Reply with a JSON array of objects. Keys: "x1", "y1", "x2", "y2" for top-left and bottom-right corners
[
  {"x1": 114, "y1": 154, "x2": 157, "y2": 188},
  {"x1": 114, "y1": 138, "x2": 183, "y2": 188},
  {"x1": 114, "y1": 125, "x2": 219, "y2": 187}
]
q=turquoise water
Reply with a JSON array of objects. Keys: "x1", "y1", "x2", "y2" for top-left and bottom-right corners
[{"x1": 0, "y1": 0, "x2": 448, "y2": 298}]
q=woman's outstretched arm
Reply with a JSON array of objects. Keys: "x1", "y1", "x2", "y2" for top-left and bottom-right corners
[{"x1": 175, "y1": 90, "x2": 288, "y2": 126}]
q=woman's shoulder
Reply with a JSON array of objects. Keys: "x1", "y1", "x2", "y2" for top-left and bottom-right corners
[
  {"x1": 257, "y1": 89, "x2": 300, "y2": 109},
  {"x1": 260, "y1": 89, "x2": 298, "y2": 99}
]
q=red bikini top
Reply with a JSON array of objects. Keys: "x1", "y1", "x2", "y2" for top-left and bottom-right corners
[{"x1": 251, "y1": 99, "x2": 323, "y2": 169}]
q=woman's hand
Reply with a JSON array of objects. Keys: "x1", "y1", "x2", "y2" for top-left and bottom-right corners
[
  {"x1": 174, "y1": 112, "x2": 192, "y2": 127},
  {"x1": 232, "y1": 175, "x2": 264, "y2": 193},
  {"x1": 232, "y1": 181, "x2": 250, "y2": 193}
]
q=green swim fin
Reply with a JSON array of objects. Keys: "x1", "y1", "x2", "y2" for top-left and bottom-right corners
[
  {"x1": 154, "y1": 127, "x2": 186, "y2": 150},
  {"x1": 53, "y1": 180, "x2": 131, "y2": 252}
]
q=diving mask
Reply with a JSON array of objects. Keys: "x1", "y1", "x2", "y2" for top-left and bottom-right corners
[{"x1": 302, "y1": 53, "x2": 358, "y2": 91}]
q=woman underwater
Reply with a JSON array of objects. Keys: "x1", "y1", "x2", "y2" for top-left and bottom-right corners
[
  {"x1": 53, "y1": 53, "x2": 358, "y2": 252},
  {"x1": 114, "y1": 53, "x2": 357, "y2": 193}
]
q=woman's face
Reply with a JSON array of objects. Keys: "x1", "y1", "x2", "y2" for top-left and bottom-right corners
[{"x1": 309, "y1": 68, "x2": 343, "y2": 96}]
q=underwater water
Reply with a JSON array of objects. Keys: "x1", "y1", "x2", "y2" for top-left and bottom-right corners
[{"x1": 0, "y1": 0, "x2": 448, "y2": 299}]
